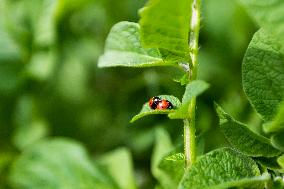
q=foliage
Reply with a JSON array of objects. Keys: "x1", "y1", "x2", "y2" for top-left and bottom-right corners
[{"x1": 1, "y1": 0, "x2": 284, "y2": 188}]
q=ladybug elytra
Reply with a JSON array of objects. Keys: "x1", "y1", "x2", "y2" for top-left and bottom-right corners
[
  {"x1": 156, "y1": 99, "x2": 173, "y2": 110},
  {"x1": 149, "y1": 96, "x2": 173, "y2": 110}
]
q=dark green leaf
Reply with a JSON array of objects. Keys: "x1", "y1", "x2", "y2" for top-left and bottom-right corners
[
  {"x1": 130, "y1": 95, "x2": 181, "y2": 123},
  {"x1": 139, "y1": 0, "x2": 192, "y2": 58},
  {"x1": 9, "y1": 138, "x2": 117, "y2": 189},
  {"x1": 179, "y1": 148, "x2": 270, "y2": 189},
  {"x1": 254, "y1": 156, "x2": 282, "y2": 170},
  {"x1": 271, "y1": 132, "x2": 284, "y2": 152},
  {"x1": 98, "y1": 21, "x2": 173, "y2": 68},
  {"x1": 216, "y1": 104, "x2": 281, "y2": 157},
  {"x1": 242, "y1": 28, "x2": 284, "y2": 121},
  {"x1": 168, "y1": 80, "x2": 209, "y2": 119}
]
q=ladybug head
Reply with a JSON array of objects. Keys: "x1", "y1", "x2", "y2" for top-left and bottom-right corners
[{"x1": 149, "y1": 96, "x2": 161, "y2": 109}]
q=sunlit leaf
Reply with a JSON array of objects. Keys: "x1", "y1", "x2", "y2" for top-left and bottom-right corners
[
  {"x1": 179, "y1": 148, "x2": 269, "y2": 189},
  {"x1": 98, "y1": 21, "x2": 173, "y2": 68},
  {"x1": 139, "y1": 0, "x2": 192, "y2": 58}
]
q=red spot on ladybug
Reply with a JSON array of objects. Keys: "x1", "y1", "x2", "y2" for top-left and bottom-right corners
[
  {"x1": 156, "y1": 100, "x2": 173, "y2": 110},
  {"x1": 149, "y1": 96, "x2": 161, "y2": 109}
]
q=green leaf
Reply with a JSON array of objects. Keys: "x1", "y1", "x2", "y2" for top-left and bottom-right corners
[
  {"x1": 97, "y1": 148, "x2": 137, "y2": 189},
  {"x1": 139, "y1": 0, "x2": 192, "y2": 58},
  {"x1": 254, "y1": 156, "x2": 282, "y2": 170},
  {"x1": 277, "y1": 154, "x2": 284, "y2": 168},
  {"x1": 242, "y1": 28, "x2": 284, "y2": 121},
  {"x1": 130, "y1": 95, "x2": 181, "y2": 123},
  {"x1": 158, "y1": 153, "x2": 185, "y2": 189},
  {"x1": 12, "y1": 95, "x2": 49, "y2": 150},
  {"x1": 98, "y1": 21, "x2": 172, "y2": 68},
  {"x1": 168, "y1": 80, "x2": 209, "y2": 119},
  {"x1": 216, "y1": 104, "x2": 281, "y2": 157},
  {"x1": 179, "y1": 147, "x2": 270, "y2": 189},
  {"x1": 0, "y1": 24, "x2": 21, "y2": 62},
  {"x1": 263, "y1": 101, "x2": 284, "y2": 133},
  {"x1": 25, "y1": 50, "x2": 56, "y2": 81},
  {"x1": 33, "y1": 0, "x2": 58, "y2": 47},
  {"x1": 271, "y1": 132, "x2": 284, "y2": 152},
  {"x1": 238, "y1": 0, "x2": 284, "y2": 44},
  {"x1": 151, "y1": 128, "x2": 177, "y2": 189},
  {"x1": 9, "y1": 138, "x2": 116, "y2": 189},
  {"x1": 269, "y1": 177, "x2": 284, "y2": 189}
]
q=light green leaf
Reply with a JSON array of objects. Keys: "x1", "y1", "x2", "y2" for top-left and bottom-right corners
[
  {"x1": 97, "y1": 148, "x2": 137, "y2": 189},
  {"x1": 179, "y1": 148, "x2": 270, "y2": 189},
  {"x1": 130, "y1": 95, "x2": 181, "y2": 123},
  {"x1": 271, "y1": 132, "x2": 284, "y2": 152},
  {"x1": 98, "y1": 21, "x2": 172, "y2": 68},
  {"x1": 0, "y1": 24, "x2": 21, "y2": 62},
  {"x1": 26, "y1": 50, "x2": 56, "y2": 81},
  {"x1": 277, "y1": 154, "x2": 284, "y2": 168},
  {"x1": 9, "y1": 138, "x2": 116, "y2": 189},
  {"x1": 242, "y1": 28, "x2": 284, "y2": 121},
  {"x1": 139, "y1": 0, "x2": 191, "y2": 58},
  {"x1": 33, "y1": 0, "x2": 58, "y2": 47},
  {"x1": 216, "y1": 104, "x2": 281, "y2": 157},
  {"x1": 158, "y1": 153, "x2": 185, "y2": 189},
  {"x1": 151, "y1": 128, "x2": 176, "y2": 189},
  {"x1": 263, "y1": 101, "x2": 284, "y2": 133},
  {"x1": 168, "y1": 80, "x2": 209, "y2": 119},
  {"x1": 12, "y1": 95, "x2": 49, "y2": 150},
  {"x1": 238, "y1": 0, "x2": 284, "y2": 44}
]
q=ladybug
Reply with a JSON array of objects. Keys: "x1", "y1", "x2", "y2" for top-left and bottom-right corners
[
  {"x1": 156, "y1": 99, "x2": 173, "y2": 110},
  {"x1": 149, "y1": 96, "x2": 161, "y2": 109}
]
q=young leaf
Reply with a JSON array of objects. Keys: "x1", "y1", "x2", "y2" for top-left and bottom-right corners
[
  {"x1": 216, "y1": 104, "x2": 281, "y2": 157},
  {"x1": 98, "y1": 21, "x2": 173, "y2": 68},
  {"x1": 130, "y1": 95, "x2": 181, "y2": 123},
  {"x1": 179, "y1": 148, "x2": 269, "y2": 189},
  {"x1": 242, "y1": 28, "x2": 284, "y2": 121},
  {"x1": 97, "y1": 148, "x2": 137, "y2": 189},
  {"x1": 168, "y1": 80, "x2": 209, "y2": 119},
  {"x1": 139, "y1": 0, "x2": 191, "y2": 58},
  {"x1": 263, "y1": 101, "x2": 284, "y2": 133},
  {"x1": 9, "y1": 138, "x2": 117, "y2": 189},
  {"x1": 238, "y1": 0, "x2": 284, "y2": 44},
  {"x1": 271, "y1": 132, "x2": 284, "y2": 152}
]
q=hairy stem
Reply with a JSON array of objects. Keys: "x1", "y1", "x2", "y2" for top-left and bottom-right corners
[{"x1": 184, "y1": 0, "x2": 201, "y2": 168}]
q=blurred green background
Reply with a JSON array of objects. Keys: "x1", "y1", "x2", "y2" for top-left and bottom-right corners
[{"x1": 0, "y1": 0, "x2": 260, "y2": 188}]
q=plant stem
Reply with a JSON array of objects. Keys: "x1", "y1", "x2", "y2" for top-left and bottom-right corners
[{"x1": 184, "y1": 0, "x2": 201, "y2": 168}]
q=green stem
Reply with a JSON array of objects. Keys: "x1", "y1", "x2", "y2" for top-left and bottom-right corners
[{"x1": 184, "y1": 0, "x2": 201, "y2": 168}]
